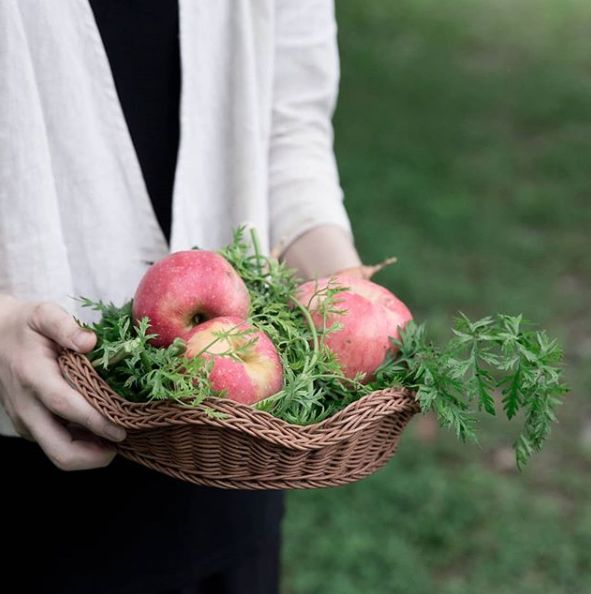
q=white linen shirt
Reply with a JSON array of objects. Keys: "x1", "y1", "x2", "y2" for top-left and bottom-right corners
[{"x1": 0, "y1": 0, "x2": 352, "y2": 436}]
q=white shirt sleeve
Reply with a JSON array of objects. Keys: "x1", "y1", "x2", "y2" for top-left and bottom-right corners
[{"x1": 268, "y1": 0, "x2": 353, "y2": 255}]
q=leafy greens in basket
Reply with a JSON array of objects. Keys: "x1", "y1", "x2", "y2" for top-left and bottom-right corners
[{"x1": 80, "y1": 228, "x2": 567, "y2": 468}]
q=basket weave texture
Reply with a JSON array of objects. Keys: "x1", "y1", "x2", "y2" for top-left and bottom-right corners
[{"x1": 58, "y1": 350, "x2": 420, "y2": 490}]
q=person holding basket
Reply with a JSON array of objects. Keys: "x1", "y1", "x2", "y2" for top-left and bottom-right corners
[{"x1": 0, "y1": 1, "x2": 362, "y2": 593}]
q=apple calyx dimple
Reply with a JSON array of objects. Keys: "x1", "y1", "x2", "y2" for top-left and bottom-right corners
[
  {"x1": 132, "y1": 250, "x2": 251, "y2": 347},
  {"x1": 191, "y1": 313, "x2": 204, "y2": 326}
]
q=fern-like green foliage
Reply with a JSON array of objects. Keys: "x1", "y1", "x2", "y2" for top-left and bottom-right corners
[
  {"x1": 377, "y1": 315, "x2": 568, "y2": 469},
  {"x1": 79, "y1": 227, "x2": 568, "y2": 468},
  {"x1": 78, "y1": 299, "x2": 214, "y2": 406}
]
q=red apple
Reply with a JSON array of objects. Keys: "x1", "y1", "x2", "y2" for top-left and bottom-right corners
[
  {"x1": 295, "y1": 274, "x2": 413, "y2": 382},
  {"x1": 132, "y1": 250, "x2": 250, "y2": 347},
  {"x1": 183, "y1": 316, "x2": 284, "y2": 405}
]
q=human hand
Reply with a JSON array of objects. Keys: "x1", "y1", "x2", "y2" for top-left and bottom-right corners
[
  {"x1": 0, "y1": 295, "x2": 127, "y2": 470},
  {"x1": 278, "y1": 225, "x2": 363, "y2": 280},
  {"x1": 278, "y1": 225, "x2": 396, "y2": 281}
]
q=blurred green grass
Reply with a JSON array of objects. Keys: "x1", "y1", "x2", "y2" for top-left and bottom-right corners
[{"x1": 282, "y1": 0, "x2": 591, "y2": 592}]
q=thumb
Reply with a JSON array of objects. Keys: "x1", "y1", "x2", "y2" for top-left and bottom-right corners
[{"x1": 27, "y1": 302, "x2": 97, "y2": 352}]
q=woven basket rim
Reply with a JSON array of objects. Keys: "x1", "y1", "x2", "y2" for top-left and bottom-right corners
[{"x1": 59, "y1": 350, "x2": 419, "y2": 449}]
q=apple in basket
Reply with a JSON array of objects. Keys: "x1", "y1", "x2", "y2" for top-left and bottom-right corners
[
  {"x1": 181, "y1": 316, "x2": 284, "y2": 405},
  {"x1": 132, "y1": 250, "x2": 250, "y2": 347},
  {"x1": 295, "y1": 274, "x2": 413, "y2": 382}
]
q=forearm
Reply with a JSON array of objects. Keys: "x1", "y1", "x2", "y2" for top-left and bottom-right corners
[{"x1": 280, "y1": 225, "x2": 362, "y2": 281}]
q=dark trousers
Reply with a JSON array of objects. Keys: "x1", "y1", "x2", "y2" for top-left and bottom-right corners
[
  {"x1": 162, "y1": 543, "x2": 281, "y2": 594},
  {"x1": 2, "y1": 436, "x2": 284, "y2": 594}
]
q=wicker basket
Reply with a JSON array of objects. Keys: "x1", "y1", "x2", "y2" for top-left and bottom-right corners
[{"x1": 58, "y1": 350, "x2": 419, "y2": 490}]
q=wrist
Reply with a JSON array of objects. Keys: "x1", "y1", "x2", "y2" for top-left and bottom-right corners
[{"x1": 280, "y1": 225, "x2": 362, "y2": 281}]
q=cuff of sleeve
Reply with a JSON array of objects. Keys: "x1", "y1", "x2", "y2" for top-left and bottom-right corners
[{"x1": 269, "y1": 182, "x2": 353, "y2": 258}]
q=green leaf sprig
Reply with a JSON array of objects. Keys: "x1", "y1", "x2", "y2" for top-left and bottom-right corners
[{"x1": 376, "y1": 315, "x2": 568, "y2": 468}]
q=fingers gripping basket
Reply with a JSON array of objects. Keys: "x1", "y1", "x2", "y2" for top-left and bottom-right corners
[{"x1": 58, "y1": 350, "x2": 420, "y2": 490}]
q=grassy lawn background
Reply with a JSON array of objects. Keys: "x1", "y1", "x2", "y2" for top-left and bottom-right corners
[{"x1": 282, "y1": 1, "x2": 591, "y2": 592}]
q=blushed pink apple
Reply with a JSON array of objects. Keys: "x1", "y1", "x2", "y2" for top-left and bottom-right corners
[
  {"x1": 295, "y1": 274, "x2": 413, "y2": 382},
  {"x1": 183, "y1": 316, "x2": 284, "y2": 405},
  {"x1": 132, "y1": 250, "x2": 250, "y2": 347}
]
